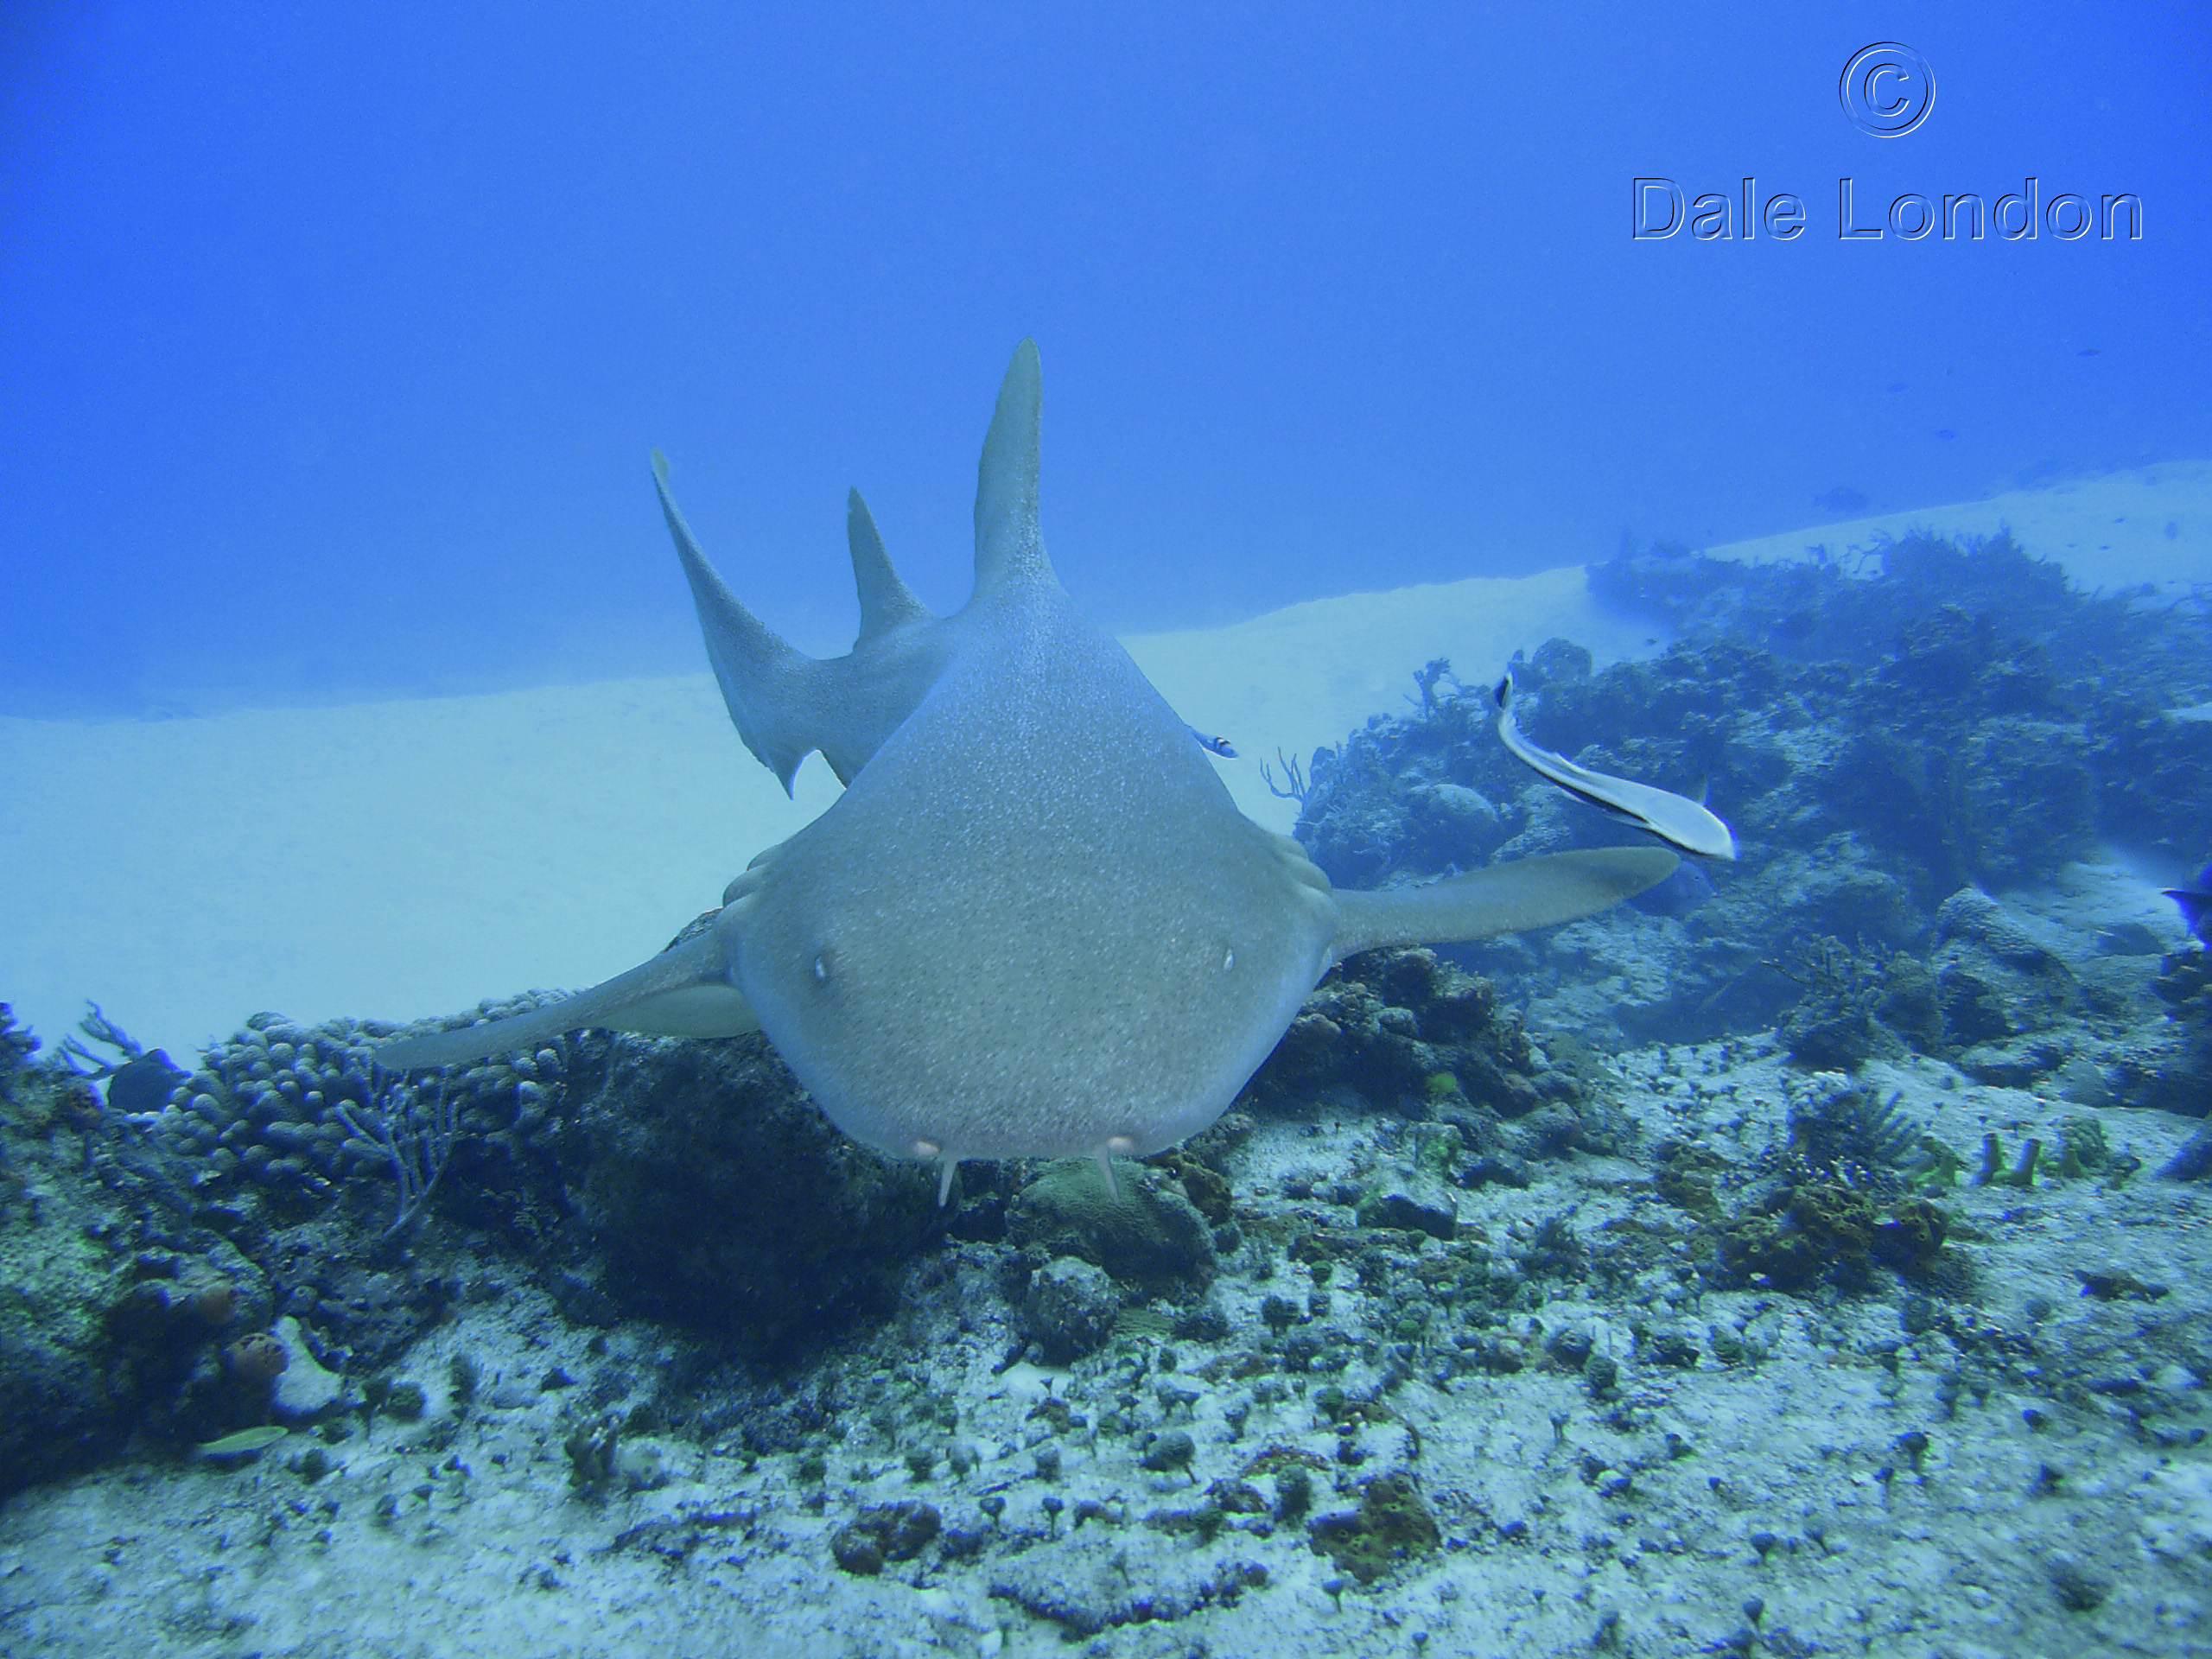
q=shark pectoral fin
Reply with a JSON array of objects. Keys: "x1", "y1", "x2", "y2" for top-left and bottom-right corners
[
  {"x1": 1328, "y1": 848, "x2": 1680, "y2": 960},
  {"x1": 594, "y1": 981, "x2": 760, "y2": 1039},
  {"x1": 373, "y1": 928, "x2": 755, "y2": 1072}
]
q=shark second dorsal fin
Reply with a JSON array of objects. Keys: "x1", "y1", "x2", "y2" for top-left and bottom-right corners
[
  {"x1": 973, "y1": 339, "x2": 1052, "y2": 597},
  {"x1": 847, "y1": 489, "x2": 930, "y2": 645}
]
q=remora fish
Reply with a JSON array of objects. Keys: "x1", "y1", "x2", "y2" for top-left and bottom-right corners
[{"x1": 1493, "y1": 672, "x2": 1738, "y2": 860}]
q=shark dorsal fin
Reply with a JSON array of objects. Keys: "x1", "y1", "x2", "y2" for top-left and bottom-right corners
[
  {"x1": 973, "y1": 338, "x2": 1052, "y2": 596},
  {"x1": 846, "y1": 489, "x2": 930, "y2": 645}
]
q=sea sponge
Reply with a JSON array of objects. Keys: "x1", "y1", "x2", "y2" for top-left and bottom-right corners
[
  {"x1": 186, "y1": 1282, "x2": 238, "y2": 1327},
  {"x1": 224, "y1": 1331, "x2": 289, "y2": 1388},
  {"x1": 1306, "y1": 1472, "x2": 1440, "y2": 1585}
]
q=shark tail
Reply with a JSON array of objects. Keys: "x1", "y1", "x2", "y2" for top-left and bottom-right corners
[{"x1": 649, "y1": 450, "x2": 950, "y2": 790}]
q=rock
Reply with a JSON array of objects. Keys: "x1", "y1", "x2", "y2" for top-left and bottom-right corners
[
  {"x1": 1139, "y1": 1429, "x2": 1196, "y2": 1472},
  {"x1": 830, "y1": 1501, "x2": 941, "y2": 1576},
  {"x1": 2055, "y1": 1057, "x2": 2114, "y2": 1105},
  {"x1": 2095, "y1": 919, "x2": 2166, "y2": 956},
  {"x1": 1022, "y1": 1256, "x2": 1121, "y2": 1363},
  {"x1": 1933, "y1": 890, "x2": 2080, "y2": 1048},
  {"x1": 830, "y1": 1527, "x2": 885, "y2": 1576},
  {"x1": 1935, "y1": 888, "x2": 2061, "y2": 969},
  {"x1": 2044, "y1": 1550, "x2": 2111, "y2": 1611},
  {"x1": 2160, "y1": 1125, "x2": 2212, "y2": 1183},
  {"x1": 1545, "y1": 1325, "x2": 1595, "y2": 1370},
  {"x1": 270, "y1": 1317, "x2": 341, "y2": 1420},
  {"x1": 1514, "y1": 1103, "x2": 1582, "y2": 1160},
  {"x1": 1462, "y1": 1153, "x2": 1533, "y2": 1189},
  {"x1": 1414, "y1": 782, "x2": 1498, "y2": 838},
  {"x1": 1353, "y1": 1166, "x2": 1459, "y2": 1240},
  {"x1": 1956, "y1": 1033, "x2": 2072, "y2": 1087},
  {"x1": 1007, "y1": 1162, "x2": 1216, "y2": 1296}
]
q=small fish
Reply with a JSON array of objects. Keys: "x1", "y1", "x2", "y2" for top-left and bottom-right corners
[
  {"x1": 2164, "y1": 862, "x2": 2212, "y2": 944},
  {"x1": 195, "y1": 1426, "x2": 287, "y2": 1457},
  {"x1": 1189, "y1": 728, "x2": 1236, "y2": 758},
  {"x1": 1935, "y1": 429, "x2": 1955, "y2": 441},
  {"x1": 1492, "y1": 674, "x2": 1738, "y2": 860},
  {"x1": 2077, "y1": 347, "x2": 2101, "y2": 357}
]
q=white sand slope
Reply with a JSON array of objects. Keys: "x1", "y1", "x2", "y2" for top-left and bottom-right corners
[
  {"x1": 4, "y1": 462, "x2": 2209, "y2": 1065},
  {"x1": 1707, "y1": 459, "x2": 2212, "y2": 598}
]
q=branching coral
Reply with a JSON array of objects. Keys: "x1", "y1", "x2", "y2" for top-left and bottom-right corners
[
  {"x1": 1785, "y1": 1075, "x2": 1922, "y2": 1179},
  {"x1": 334, "y1": 1077, "x2": 458, "y2": 1237}
]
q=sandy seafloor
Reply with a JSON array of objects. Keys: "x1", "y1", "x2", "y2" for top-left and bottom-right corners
[{"x1": 3, "y1": 460, "x2": 2212, "y2": 1656}]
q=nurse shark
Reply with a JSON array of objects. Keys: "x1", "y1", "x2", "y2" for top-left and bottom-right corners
[{"x1": 379, "y1": 342, "x2": 1682, "y2": 1199}]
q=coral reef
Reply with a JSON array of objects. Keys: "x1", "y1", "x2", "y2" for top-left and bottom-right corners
[
  {"x1": 550, "y1": 1027, "x2": 944, "y2": 1357},
  {"x1": 1237, "y1": 946, "x2": 1627, "y2": 1192},
  {"x1": 1293, "y1": 531, "x2": 2212, "y2": 1065},
  {"x1": 0, "y1": 1001, "x2": 41, "y2": 1092},
  {"x1": 0, "y1": 1015, "x2": 278, "y2": 1496}
]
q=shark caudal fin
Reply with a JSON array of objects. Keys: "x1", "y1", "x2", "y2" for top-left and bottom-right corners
[{"x1": 651, "y1": 449, "x2": 952, "y2": 791}]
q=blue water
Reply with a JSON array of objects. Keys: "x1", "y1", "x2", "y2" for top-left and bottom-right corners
[{"x1": 2, "y1": 4, "x2": 2202, "y2": 717}]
